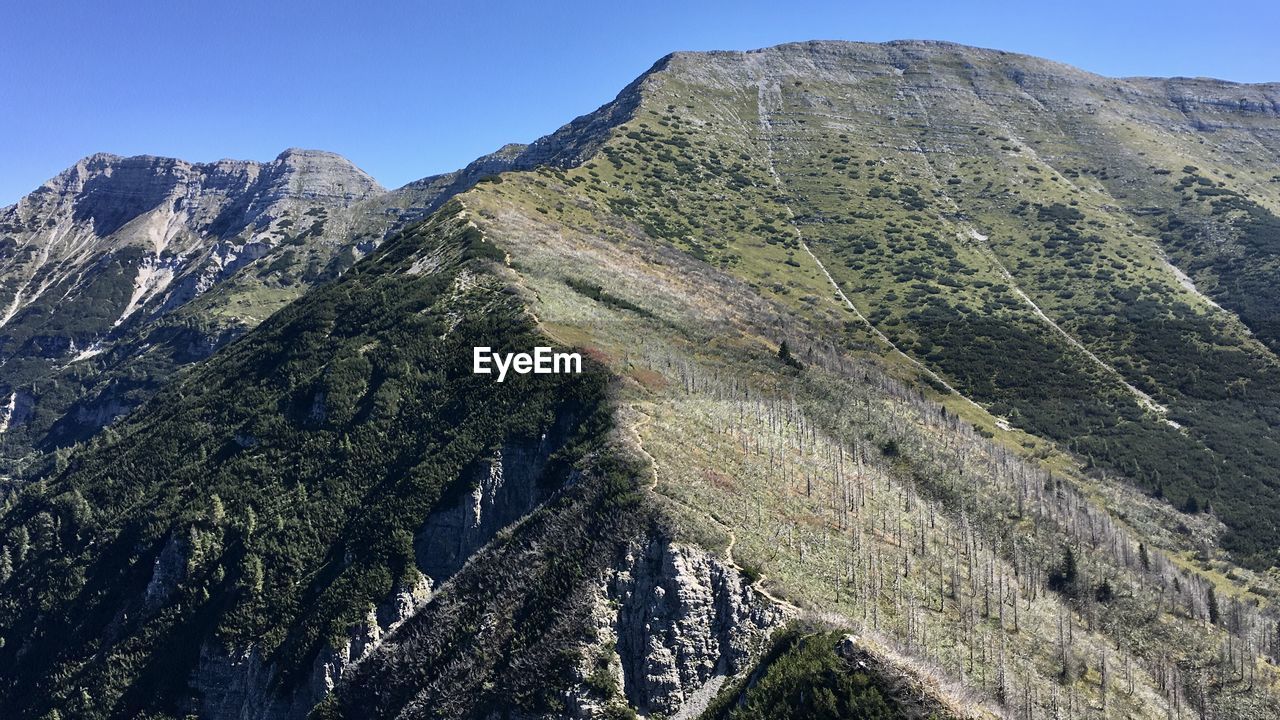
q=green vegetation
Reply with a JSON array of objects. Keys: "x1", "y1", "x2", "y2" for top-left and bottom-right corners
[
  {"x1": 731, "y1": 67, "x2": 1280, "y2": 569},
  {"x1": 0, "y1": 205, "x2": 615, "y2": 718},
  {"x1": 7, "y1": 41, "x2": 1280, "y2": 720},
  {"x1": 456, "y1": 44, "x2": 1280, "y2": 716},
  {"x1": 564, "y1": 276, "x2": 657, "y2": 318},
  {"x1": 777, "y1": 340, "x2": 803, "y2": 369},
  {"x1": 702, "y1": 632, "x2": 912, "y2": 720}
]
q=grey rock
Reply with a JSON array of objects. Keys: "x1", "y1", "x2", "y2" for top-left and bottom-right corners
[
  {"x1": 414, "y1": 434, "x2": 565, "y2": 584},
  {"x1": 192, "y1": 573, "x2": 431, "y2": 720},
  {"x1": 142, "y1": 533, "x2": 186, "y2": 614},
  {"x1": 579, "y1": 538, "x2": 787, "y2": 718}
]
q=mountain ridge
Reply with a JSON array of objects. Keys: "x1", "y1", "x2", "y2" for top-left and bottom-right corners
[
  {"x1": 3, "y1": 38, "x2": 1280, "y2": 719},
  {"x1": 0, "y1": 46, "x2": 663, "y2": 469}
]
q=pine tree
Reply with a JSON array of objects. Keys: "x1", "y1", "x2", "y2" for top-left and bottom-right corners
[
  {"x1": 1049, "y1": 544, "x2": 1079, "y2": 597},
  {"x1": 13, "y1": 526, "x2": 28, "y2": 562},
  {"x1": 1183, "y1": 494, "x2": 1200, "y2": 514},
  {"x1": 1095, "y1": 578, "x2": 1114, "y2": 603},
  {"x1": 210, "y1": 494, "x2": 226, "y2": 525},
  {"x1": 778, "y1": 340, "x2": 802, "y2": 369}
]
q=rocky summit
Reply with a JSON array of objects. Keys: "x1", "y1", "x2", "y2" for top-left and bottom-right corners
[
  {"x1": 0, "y1": 149, "x2": 385, "y2": 465},
  {"x1": 2, "y1": 40, "x2": 1280, "y2": 720}
]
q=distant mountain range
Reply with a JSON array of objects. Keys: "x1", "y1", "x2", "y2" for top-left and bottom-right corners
[{"x1": 0, "y1": 89, "x2": 638, "y2": 469}]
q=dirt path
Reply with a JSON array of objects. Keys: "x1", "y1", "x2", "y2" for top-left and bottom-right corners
[
  {"x1": 960, "y1": 226, "x2": 1169, "y2": 417},
  {"x1": 629, "y1": 402, "x2": 800, "y2": 614},
  {"x1": 628, "y1": 403, "x2": 661, "y2": 493},
  {"x1": 752, "y1": 79, "x2": 987, "y2": 417},
  {"x1": 754, "y1": 76, "x2": 1169, "y2": 424}
]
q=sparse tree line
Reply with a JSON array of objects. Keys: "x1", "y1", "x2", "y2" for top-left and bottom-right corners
[{"x1": 626, "y1": 336, "x2": 1280, "y2": 718}]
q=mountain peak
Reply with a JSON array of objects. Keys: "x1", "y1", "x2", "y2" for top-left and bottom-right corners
[
  {"x1": 276, "y1": 147, "x2": 340, "y2": 160},
  {"x1": 268, "y1": 147, "x2": 384, "y2": 195},
  {"x1": 10, "y1": 149, "x2": 384, "y2": 219}
]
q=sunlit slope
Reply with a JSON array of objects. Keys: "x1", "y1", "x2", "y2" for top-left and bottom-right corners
[
  {"x1": 474, "y1": 39, "x2": 1280, "y2": 567},
  {"x1": 3, "y1": 38, "x2": 1279, "y2": 720},
  {"x1": 411, "y1": 40, "x2": 1280, "y2": 715},
  {"x1": 447, "y1": 136, "x2": 1280, "y2": 717}
]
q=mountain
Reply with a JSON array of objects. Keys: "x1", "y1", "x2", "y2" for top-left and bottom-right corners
[
  {"x1": 2, "y1": 39, "x2": 1280, "y2": 720},
  {"x1": 0, "y1": 88, "x2": 638, "y2": 475},
  {"x1": 539, "y1": 39, "x2": 1280, "y2": 566},
  {"x1": 0, "y1": 149, "x2": 387, "y2": 472}
]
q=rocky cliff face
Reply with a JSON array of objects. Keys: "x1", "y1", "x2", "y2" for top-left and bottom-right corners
[
  {"x1": 192, "y1": 574, "x2": 432, "y2": 720},
  {"x1": 414, "y1": 433, "x2": 569, "y2": 583},
  {"x1": 610, "y1": 540, "x2": 783, "y2": 716},
  {"x1": 321, "y1": 518, "x2": 785, "y2": 720},
  {"x1": 567, "y1": 538, "x2": 788, "y2": 719},
  {"x1": 2, "y1": 149, "x2": 381, "y2": 306},
  {"x1": 9, "y1": 148, "x2": 380, "y2": 241}
]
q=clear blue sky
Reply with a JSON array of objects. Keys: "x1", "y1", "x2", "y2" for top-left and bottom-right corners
[{"x1": 3, "y1": 0, "x2": 1277, "y2": 205}]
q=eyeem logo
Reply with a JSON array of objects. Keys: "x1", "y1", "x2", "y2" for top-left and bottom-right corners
[{"x1": 473, "y1": 346, "x2": 582, "y2": 382}]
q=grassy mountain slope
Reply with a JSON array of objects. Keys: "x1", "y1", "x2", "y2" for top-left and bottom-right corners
[
  {"x1": 441, "y1": 176, "x2": 1277, "y2": 720},
  {"x1": 376, "y1": 41, "x2": 1280, "y2": 715},
  {"x1": 471, "y1": 39, "x2": 1280, "y2": 567}
]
